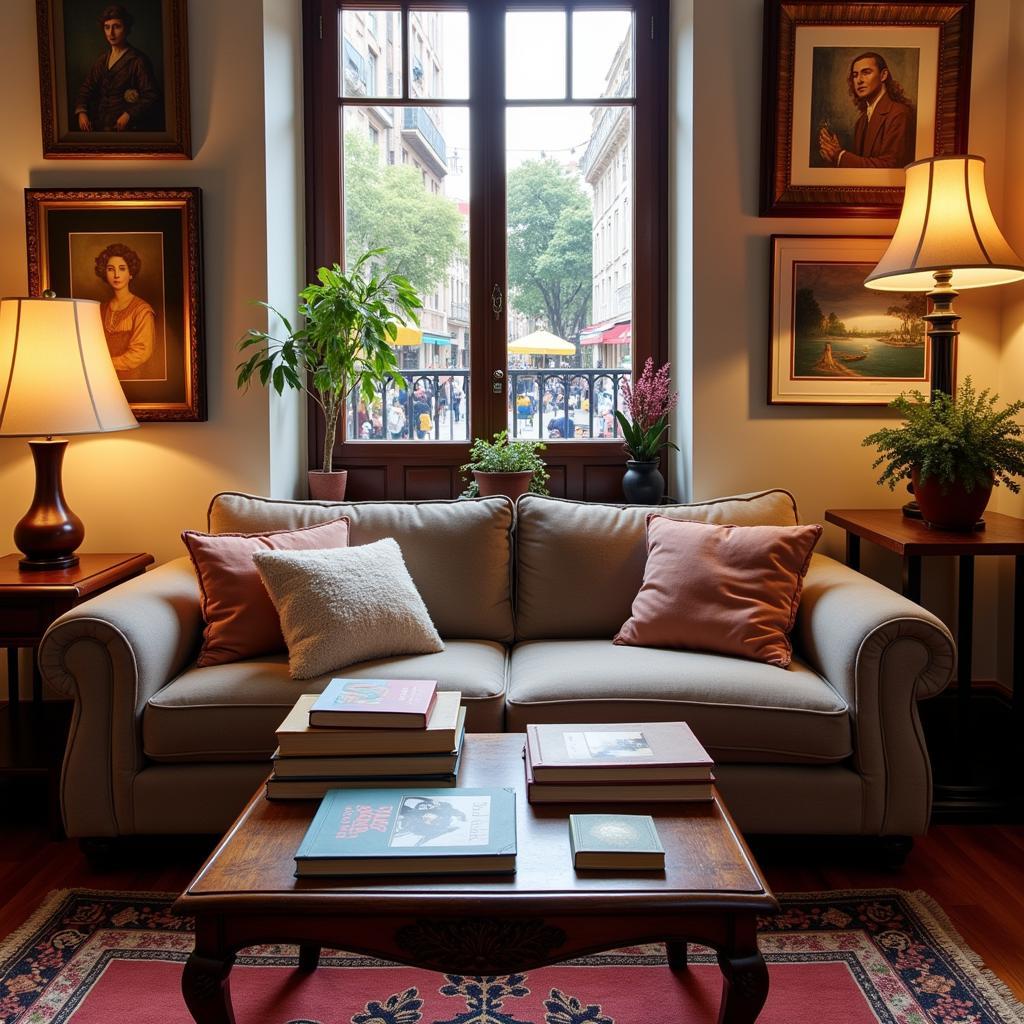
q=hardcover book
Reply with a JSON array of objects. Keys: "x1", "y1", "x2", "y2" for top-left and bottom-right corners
[
  {"x1": 309, "y1": 678, "x2": 438, "y2": 728},
  {"x1": 294, "y1": 786, "x2": 516, "y2": 876},
  {"x1": 569, "y1": 813, "x2": 665, "y2": 870},
  {"x1": 276, "y1": 693, "x2": 462, "y2": 757},
  {"x1": 524, "y1": 746, "x2": 714, "y2": 803},
  {"x1": 525, "y1": 721, "x2": 714, "y2": 782}
]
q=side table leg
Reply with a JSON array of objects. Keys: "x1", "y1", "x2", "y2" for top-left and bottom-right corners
[
  {"x1": 716, "y1": 919, "x2": 768, "y2": 1024},
  {"x1": 666, "y1": 940, "x2": 688, "y2": 970},
  {"x1": 182, "y1": 950, "x2": 237, "y2": 1024},
  {"x1": 298, "y1": 944, "x2": 321, "y2": 971},
  {"x1": 901, "y1": 555, "x2": 922, "y2": 604},
  {"x1": 845, "y1": 533, "x2": 861, "y2": 571}
]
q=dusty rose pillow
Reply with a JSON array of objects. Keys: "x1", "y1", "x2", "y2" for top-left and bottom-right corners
[
  {"x1": 182, "y1": 518, "x2": 350, "y2": 667},
  {"x1": 613, "y1": 515, "x2": 822, "y2": 667}
]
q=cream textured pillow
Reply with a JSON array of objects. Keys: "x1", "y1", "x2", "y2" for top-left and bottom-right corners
[{"x1": 251, "y1": 539, "x2": 444, "y2": 679}]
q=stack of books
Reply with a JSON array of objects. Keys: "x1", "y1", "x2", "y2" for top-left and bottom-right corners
[
  {"x1": 523, "y1": 721, "x2": 714, "y2": 804},
  {"x1": 266, "y1": 678, "x2": 465, "y2": 800}
]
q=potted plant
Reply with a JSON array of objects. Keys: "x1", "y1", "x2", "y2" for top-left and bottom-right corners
[
  {"x1": 615, "y1": 357, "x2": 679, "y2": 504},
  {"x1": 461, "y1": 431, "x2": 550, "y2": 501},
  {"x1": 863, "y1": 377, "x2": 1024, "y2": 530},
  {"x1": 237, "y1": 249, "x2": 421, "y2": 499}
]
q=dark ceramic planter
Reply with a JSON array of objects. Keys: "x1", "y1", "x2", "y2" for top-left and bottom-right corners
[
  {"x1": 911, "y1": 468, "x2": 993, "y2": 530},
  {"x1": 473, "y1": 470, "x2": 534, "y2": 501},
  {"x1": 308, "y1": 470, "x2": 348, "y2": 501},
  {"x1": 622, "y1": 460, "x2": 665, "y2": 505}
]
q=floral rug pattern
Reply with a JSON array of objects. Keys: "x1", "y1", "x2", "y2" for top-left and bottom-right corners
[{"x1": 1, "y1": 889, "x2": 1022, "y2": 1024}]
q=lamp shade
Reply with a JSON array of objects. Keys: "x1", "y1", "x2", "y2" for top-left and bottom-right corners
[
  {"x1": 865, "y1": 155, "x2": 1024, "y2": 292},
  {"x1": 0, "y1": 296, "x2": 137, "y2": 437}
]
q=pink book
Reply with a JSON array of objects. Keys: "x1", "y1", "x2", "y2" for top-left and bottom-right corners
[{"x1": 309, "y1": 678, "x2": 438, "y2": 729}]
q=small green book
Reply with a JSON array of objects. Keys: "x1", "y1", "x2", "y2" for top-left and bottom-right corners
[{"x1": 568, "y1": 813, "x2": 665, "y2": 870}]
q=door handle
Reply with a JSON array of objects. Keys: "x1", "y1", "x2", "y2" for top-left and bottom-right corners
[{"x1": 491, "y1": 283, "x2": 503, "y2": 320}]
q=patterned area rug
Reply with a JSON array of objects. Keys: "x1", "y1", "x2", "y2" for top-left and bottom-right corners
[{"x1": 1, "y1": 888, "x2": 1022, "y2": 1024}]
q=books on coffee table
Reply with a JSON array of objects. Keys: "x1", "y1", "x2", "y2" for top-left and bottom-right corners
[
  {"x1": 276, "y1": 692, "x2": 463, "y2": 757},
  {"x1": 294, "y1": 786, "x2": 517, "y2": 877},
  {"x1": 526, "y1": 722, "x2": 713, "y2": 783},
  {"x1": 309, "y1": 678, "x2": 437, "y2": 728},
  {"x1": 569, "y1": 814, "x2": 665, "y2": 870}
]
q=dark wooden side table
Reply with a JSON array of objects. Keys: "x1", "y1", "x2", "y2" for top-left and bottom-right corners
[
  {"x1": 825, "y1": 509, "x2": 1024, "y2": 816},
  {"x1": 0, "y1": 552, "x2": 154, "y2": 834}
]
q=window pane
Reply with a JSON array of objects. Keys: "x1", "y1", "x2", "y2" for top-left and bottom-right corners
[
  {"x1": 505, "y1": 11, "x2": 566, "y2": 100},
  {"x1": 342, "y1": 106, "x2": 470, "y2": 442},
  {"x1": 413, "y1": 10, "x2": 468, "y2": 100},
  {"x1": 506, "y1": 107, "x2": 632, "y2": 441},
  {"x1": 340, "y1": 9, "x2": 401, "y2": 98},
  {"x1": 572, "y1": 10, "x2": 634, "y2": 99}
]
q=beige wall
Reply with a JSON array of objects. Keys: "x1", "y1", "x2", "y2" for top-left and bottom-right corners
[{"x1": 0, "y1": 0, "x2": 275, "y2": 568}]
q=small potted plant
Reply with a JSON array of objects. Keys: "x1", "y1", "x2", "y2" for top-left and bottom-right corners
[
  {"x1": 461, "y1": 431, "x2": 550, "y2": 501},
  {"x1": 863, "y1": 377, "x2": 1024, "y2": 530},
  {"x1": 237, "y1": 249, "x2": 421, "y2": 499},
  {"x1": 615, "y1": 357, "x2": 679, "y2": 504}
]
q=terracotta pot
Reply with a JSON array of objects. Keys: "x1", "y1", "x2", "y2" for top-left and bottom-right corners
[
  {"x1": 911, "y1": 468, "x2": 992, "y2": 530},
  {"x1": 472, "y1": 470, "x2": 534, "y2": 501},
  {"x1": 307, "y1": 470, "x2": 348, "y2": 501}
]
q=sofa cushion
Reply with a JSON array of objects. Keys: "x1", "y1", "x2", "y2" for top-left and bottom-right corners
[
  {"x1": 144, "y1": 640, "x2": 509, "y2": 763},
  {"x1": 505, "y1": 640, "x2": 850, "y2": 764},
  {"x1": 208, "y1": 493, "x2": 514, "y2": 642},
  {"x1": 515, "y1": 490, "x2": 800, "y2": 640},
  {"x1": 614, "y1": 517, "x2": 822, "y2": 667}
]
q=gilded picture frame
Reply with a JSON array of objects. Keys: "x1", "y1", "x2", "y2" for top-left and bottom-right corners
[{"x1": 26, "y1": 187, "x2": 206, "y2": 421}]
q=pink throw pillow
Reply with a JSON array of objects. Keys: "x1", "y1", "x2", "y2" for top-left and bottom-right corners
[
  {"x1": 613, "y1": 515, "x2": 822, "y2": 667},
  {"x1": 182, "y1": 518, "x2": 350, "y2": 667}
]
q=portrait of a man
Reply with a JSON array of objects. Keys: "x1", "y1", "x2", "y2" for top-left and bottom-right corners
[{"x1": 810, "y1": 47, "x2": 919, "y2": 170}]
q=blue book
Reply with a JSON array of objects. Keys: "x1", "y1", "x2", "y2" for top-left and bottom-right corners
[{"x1": 294, "y1": 786, "x2": 517, "y2": 877}]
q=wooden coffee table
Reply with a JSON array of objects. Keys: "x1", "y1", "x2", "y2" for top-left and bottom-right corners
[{"x1": 174, "y1": 733, "x2": 777, "y2": 1024}]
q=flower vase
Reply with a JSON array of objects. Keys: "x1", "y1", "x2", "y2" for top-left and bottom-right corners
[{"x1": 622, "y1": 460, "x2": 665, "y2": 505}]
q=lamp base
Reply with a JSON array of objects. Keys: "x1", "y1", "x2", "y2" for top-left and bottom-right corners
[{"x1": 13, "y1": 439, "x2": 84, "y2": 572}]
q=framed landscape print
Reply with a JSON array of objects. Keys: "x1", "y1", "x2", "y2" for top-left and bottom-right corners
[
  {"x1": 760, "y1": 1, "x2": 973, "y2": 216},
  {"x1": 769, "y1": 235, "x2": 931, "y2": 405},
  {"x1": 36, "y1": 0, "x2": 190, "y2": 158},
  {"x1": 26, "y1": 188, "x2": 206, "y2": 421}
]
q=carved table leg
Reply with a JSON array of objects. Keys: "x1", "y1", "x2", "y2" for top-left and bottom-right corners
[
  {"x1": 298, "y1": 944, "x2": 321, "y2": 971},
  {"x1": 666, "y1": 940, "x2": 688, "y2": 970},
  {"x1": 716, "y1": 949, "x2": 769, "y2": 1024},
  {"x1": 181, "y1": 951, "x2": 237, "y2": 1024}
]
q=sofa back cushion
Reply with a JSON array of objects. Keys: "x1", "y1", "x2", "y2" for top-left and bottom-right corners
[
  {"x1": 514, "y1": 490, "x2": 800, "y2": 640},
  {"x1": 208, "y1": 493, "x2": 514, "y2": 642}
]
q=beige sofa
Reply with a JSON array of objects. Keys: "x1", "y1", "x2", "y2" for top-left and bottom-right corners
[{"x1": 39, "y1": 489, "x2": 954, "y2": 841}]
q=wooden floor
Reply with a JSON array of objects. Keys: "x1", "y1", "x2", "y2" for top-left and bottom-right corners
[{"x1": 1, "y1": 791, "x2": 1022, "y2": 1003}]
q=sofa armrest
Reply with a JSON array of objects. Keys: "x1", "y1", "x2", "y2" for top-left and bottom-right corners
[
  {"x1": 793, "y1": 553, "x2": 955, "y2": 834},
  {"x1": 39, "y1": 556, "x2": 202, "y2": 837}
]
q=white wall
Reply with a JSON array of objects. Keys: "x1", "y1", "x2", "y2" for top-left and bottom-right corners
[{"x1": 0, "y1": 0, "x2": 276, "y2": 568}]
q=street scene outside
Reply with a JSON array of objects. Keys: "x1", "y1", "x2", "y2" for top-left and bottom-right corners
[{"x1": 340, "y1": 9, "x2": 634, "y2": 442}]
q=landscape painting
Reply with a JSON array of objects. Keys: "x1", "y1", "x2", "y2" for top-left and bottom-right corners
[{"x1": 769, "y1": 235, "x2": 931, "y2": 405}]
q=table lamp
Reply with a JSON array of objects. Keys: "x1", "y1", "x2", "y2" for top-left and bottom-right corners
[{"x1": 0, "y1": 294, "x2": 137, "y2": 570}]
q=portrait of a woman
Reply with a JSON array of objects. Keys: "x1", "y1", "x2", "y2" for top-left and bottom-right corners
[
  {"x1": 73, "y1": 4, "x2": 162, "y2": 132},
  {"x1": 95, "y1": 242, "x2": 158, "y2": 379}
]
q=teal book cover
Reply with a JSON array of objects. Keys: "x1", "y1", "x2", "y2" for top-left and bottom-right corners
[
  {"x1": 296, "y1": 786, "x2": 516, "y2": 864},
  {"x1": 569, "y1": 814, "x2": 664, "y2": 869}
]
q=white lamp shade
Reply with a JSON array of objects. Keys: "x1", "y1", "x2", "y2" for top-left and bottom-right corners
[
  {"x1": 0, "y1": 296, "x2": 138, "y2": 437},
  {"x1": 865, "y1": 155, "x2": 1024, "y2": 291}
]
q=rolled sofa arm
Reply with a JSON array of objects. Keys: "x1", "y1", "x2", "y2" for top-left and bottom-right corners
[
  {"x1": 39, "y1": 556, "x2": 201, "y2": 837},
  {"x1": 794, "y1": 552, "x2": 955, "y2": 835}
]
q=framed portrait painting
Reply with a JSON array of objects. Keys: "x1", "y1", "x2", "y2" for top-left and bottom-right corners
[
  {"x1": 36, "y1": 0, "x2": 190, "y2": 158},
  {"x1": 26, "y1": 188, "x2": 206, "y2": 421},
  {"x1": 760, "y1": 1, "x2": 973, "y2": 216},
  {"x1": 769, "y1": 235, "x2": 933, "y2": 405}
]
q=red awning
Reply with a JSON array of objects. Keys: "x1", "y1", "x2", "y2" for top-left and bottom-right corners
[{"x1": 580, "y1": 320, "x2": 631, "y2": 346}]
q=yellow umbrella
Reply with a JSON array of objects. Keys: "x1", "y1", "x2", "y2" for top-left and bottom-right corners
[
  {"x1": 392, "y1": 325, "x2": 423, "y2": 346},
  {"x1": 507, "y1": 329, "x2": 576, "y2": 355}
]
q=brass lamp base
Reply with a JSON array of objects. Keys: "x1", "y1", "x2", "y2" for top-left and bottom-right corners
[{"x1": 14, "y1": 438, "x2": 84, "y2": 571}]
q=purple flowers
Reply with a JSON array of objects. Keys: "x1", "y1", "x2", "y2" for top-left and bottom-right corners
[{"x1": 616, "y1": 358, "x2": 679, "y2": 462}]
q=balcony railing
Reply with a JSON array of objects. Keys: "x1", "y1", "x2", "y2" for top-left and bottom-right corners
[
  {"x1": 347, "y1": 368, "x2": 629, "y2": 443},
  {"x1": 402, "y1": 107, "x2": 447, "y2": 168},
  {"x1": 449, "y1": 301, "x2": 470, "y2": 322}
]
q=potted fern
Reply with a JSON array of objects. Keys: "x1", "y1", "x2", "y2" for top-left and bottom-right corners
[
  {"x1": 862, "y1": 377, "x2": 1024, "y2": 529},
  {"x1": 461, "y1": 431, "x2": 550, "y2": 500},
  {"x1": 237, "y1": 250, "x2": 421, "y2": 499}
]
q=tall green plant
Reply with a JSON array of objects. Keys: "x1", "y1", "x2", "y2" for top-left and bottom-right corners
[
  {"x1": 863, "y1": 377, "x2": 1024, "y2": 494},
  {"x1": 237, "y1": 250, "x2": 421, "y2": 472}
]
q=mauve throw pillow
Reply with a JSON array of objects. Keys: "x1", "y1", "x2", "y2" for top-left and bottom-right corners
[
  {"x1": 182, "y1": 518, "x2": 350, "y2": 667},
  {"x1": 613, "y1": 515, "x2": 823, "y2": 667},
  {"x1": 252, "y1": 538, "x2": 445, "y2": 680}
]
